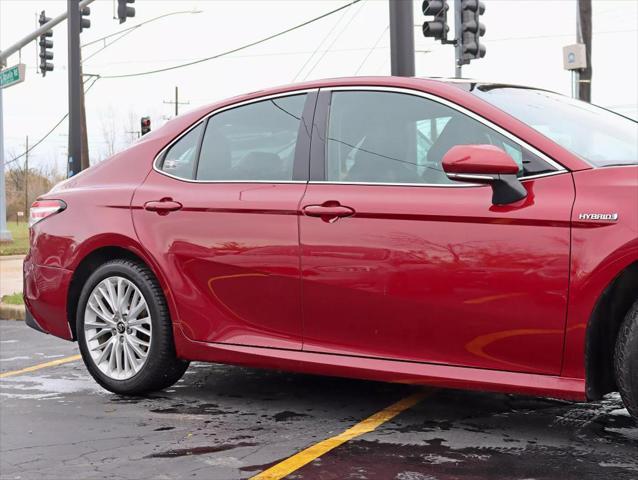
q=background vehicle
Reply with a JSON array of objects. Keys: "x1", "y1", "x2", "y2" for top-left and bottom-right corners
[{"x1": 23, "y1": 77, "x2": 638, "y2": 420}]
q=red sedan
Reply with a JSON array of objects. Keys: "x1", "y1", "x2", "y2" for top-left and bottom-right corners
[{"x1": 23, "y1": 77, "x2": 638, "y2": 420}]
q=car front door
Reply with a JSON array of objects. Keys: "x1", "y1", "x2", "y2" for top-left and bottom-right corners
[
  {"x1": 299, "y1": 89, "x2": 573, "y2": 375},
  {"x1": 133, "y1": 91, "x2": 315, "y2": 350}
]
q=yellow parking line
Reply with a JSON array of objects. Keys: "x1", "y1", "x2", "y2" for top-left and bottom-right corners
[
  {"x1": 0, "y1": 354, "x2": 82, "y2": 379},
  {"x1": 251, "y1": 390, "x2": 430, "y2": 480}
]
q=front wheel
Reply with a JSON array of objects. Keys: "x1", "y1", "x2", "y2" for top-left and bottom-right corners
[
  {"x1": 77, "y1": 259, "x2": 188, "y2": 395},
  {"x1": 614, "y1": 299, "x2": 638, "y2": 422}
]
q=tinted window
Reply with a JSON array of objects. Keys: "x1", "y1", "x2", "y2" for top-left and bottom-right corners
[
  {"x1": 326, "y1": 91, "x2": 552, "y2": 185},
  {"x1": 197, "y1": 94, "x2": 307, "y2": 181},
  {"x1": 160, "y1": 123, "x2": 203, "y2": 180},
  {"x1": 472, "y1": 86, "x2": 638, "y2": 167}
]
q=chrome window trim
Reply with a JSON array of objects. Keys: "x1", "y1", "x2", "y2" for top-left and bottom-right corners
[
  {"x1": 320, "y1": 85, "x2": 568, "y2": 178},
  {"x1": 307, "y1": 169, "x2": 567, "y2": 189},
  {"x1": 152, "y1": 88, "x2": 319, "y2": 184}
]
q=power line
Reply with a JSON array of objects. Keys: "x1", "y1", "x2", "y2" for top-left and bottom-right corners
[
  {"x1": 354, "y1": 25, "x2": 389, "y2": 75},
  {"x1": 4, "y1": 1, "x2": 362, "y2": 167},
  {"x1": 302, "y1": 0, "x2": 366, "y2": 81},
  {"x1": 81, "y1": 10, "x2": 203, "y2": 64},
  {"x1": 291, "y1": 3, "x2": 351, "y2": 82},
  {"x1": 5, "y1": 78, "x2": 100, "y2": 167},
  {"x1": 99, "y1": 0, "x2": 362, "y2": 80}
]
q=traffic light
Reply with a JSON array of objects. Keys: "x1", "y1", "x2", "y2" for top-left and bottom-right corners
[
  {"x1": 459, "y1": 0, "x2": 486, "y2": 64},
  {"x1": 422, "y1": 0, "x2": 449, "y2": 42},
  {"x1": 141, "y1": 116, "x2": 151, "y2": 136},
  {"x1": 38, "y1": 11, "x2": 54, "y2": 77},
  {"x1": 80, "y1": 6, "x2": 91, "y2": 32},
  {"x1": 117, "y1": 0, "x2": 136, "y2": 24}
]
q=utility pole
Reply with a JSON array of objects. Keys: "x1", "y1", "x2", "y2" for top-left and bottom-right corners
[
  {"x1": 80, "y1": 64, "x2": 90, "y2": 170},
  {"x1": 163, "y1": 86, "x2": 189, "y2": 117},
  {"x1": 67, "y1": 0, "x2": 82, "y2": 177},
  {"x1": 454, "y1": 0, "x2": 462, "y2": 78},
  {"x1": 0, "y1": 76, "x2": 10, "y2": 241},
  {"x1": 24, "y1": 136, "x2": 29, "y2": 218},
  {"x1": 576, "y1": 0, "x2": 592, "y2": 102},
  {"x1": 388, "y1": 0, "x2": 415, "y2": 77}
]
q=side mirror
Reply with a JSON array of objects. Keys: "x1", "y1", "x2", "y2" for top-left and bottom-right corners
[{"x1": 442, "y1": 145, "x2": 528, "y2": 205}]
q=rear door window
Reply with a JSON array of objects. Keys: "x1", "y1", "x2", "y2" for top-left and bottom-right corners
[
  {"x1": 159, "y1": 123, "x2": 203, "y2": 180},
  {"x1": 196, "y1": 94, "x2": 307, "y2": 181}
]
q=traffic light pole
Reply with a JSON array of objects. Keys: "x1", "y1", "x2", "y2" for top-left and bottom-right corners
[
  {"x1": 0, "y1": 80, "x2": 11, "y2": 242},
  {"x1": 454, "y1": 0, "x2": 462, "y2": 78},
  {"x1": 67, "y1": 0, "x2": 82, "y2": 177},
  {"x1": 388, "y1": 0, "x2": 415, "y2": 77},
  {"x1": 0, "y1": 0, "x2": 95, "y2": 66}
]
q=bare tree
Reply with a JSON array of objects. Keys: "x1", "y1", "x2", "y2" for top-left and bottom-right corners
[
  {"x1": 99, "y1": 107, "x2": 118, "y2": 161},
  {"x1": 123, "y1": 110, "x2": 140, "y2": 147}
]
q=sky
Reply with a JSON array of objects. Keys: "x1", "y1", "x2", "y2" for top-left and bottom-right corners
[{"x1": 1, "y1": 0, "x2": 637, "y2": 173}]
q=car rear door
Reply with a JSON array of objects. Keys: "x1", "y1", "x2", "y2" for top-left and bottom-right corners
[
  {"x1": 132, "y1": 91, "x2": 316, "y2": 350},
  {"x1": 298, "y1": 88, "x2": 574, "y2": 375}
]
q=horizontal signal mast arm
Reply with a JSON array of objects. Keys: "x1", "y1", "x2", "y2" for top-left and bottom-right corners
[{"x1": 0, "y1": 0, "x2": 95, "y2": 66}]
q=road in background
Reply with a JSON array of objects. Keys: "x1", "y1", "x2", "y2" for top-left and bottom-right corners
[{"x1": 1, "y1": 322, "x2": 637, "y2": 480}]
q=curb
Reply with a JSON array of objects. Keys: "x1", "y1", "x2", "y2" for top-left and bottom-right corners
[
  {"x1": 0, "y1": 303, "x2": 25, "y2": 321},
  {"x1": 0, "y1": 254, "x2": 26, "y2": 261}
]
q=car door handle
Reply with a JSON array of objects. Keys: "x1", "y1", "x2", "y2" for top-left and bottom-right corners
[
  {"x1": 144, "y1": 199, "x2": 183, "y2": 214},
  {"x1": 302, "y1": 202, "x2": 355, "y2": 223}
]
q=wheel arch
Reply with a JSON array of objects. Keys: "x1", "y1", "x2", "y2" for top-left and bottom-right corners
[
  {"x1": 585, "y1": 260, "x2": 638, "y2": 400},
  {"x1": 66, "y1": 242, "x2": 177, "y2": 341}
]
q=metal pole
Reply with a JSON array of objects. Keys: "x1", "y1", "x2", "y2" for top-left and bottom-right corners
[
  {"x1": 0, "y1": 0, "x2": 95, "y2": 66},
  {"x1": 576, "y1": 0, "x2": 592, "y2": 102},
  {"x1": 0, "y1": 78, "x2": 12, "y2": 241},
  {"x1": 24, "y1": 136, "x2": 28, "y2": 218},
  {"x1": 388, "y1": 0, "x2": 415, "y2": 77},
  {"x1": 67, "y1": 0, "x2": 82, "y2": 178},
  {"x1": 454, "y1": 0, "x2": 462, "y2": 78},
  {"x1": 0, "y1": 0, "x2": 95, "y2": 65}
]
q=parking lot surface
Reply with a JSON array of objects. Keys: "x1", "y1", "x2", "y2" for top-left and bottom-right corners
[{"x1": 1, "y1": 321, "x2": 637, "y2": 480}]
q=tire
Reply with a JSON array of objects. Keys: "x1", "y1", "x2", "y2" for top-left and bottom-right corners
[
  {"x1": 76, "y1": 259, "x2": 189, "y2": 395},
  {"x1": 614, "y1": 299, "x2": 638, "y2": 422}
]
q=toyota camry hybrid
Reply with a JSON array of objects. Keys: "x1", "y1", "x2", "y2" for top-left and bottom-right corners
[{"x1": 23, "y1": 77, "x2": 638, "y2": 420}]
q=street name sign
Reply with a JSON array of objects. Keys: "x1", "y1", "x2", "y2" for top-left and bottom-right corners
[{"x1": 0, "y1": 64, "x2": 26, "y2": 89}]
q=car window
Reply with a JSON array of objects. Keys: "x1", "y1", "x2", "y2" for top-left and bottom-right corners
[
  {"x1": 326, "y1": 91, "x2": 553, "y2": 185},
  {"x1": 159, "y1": 123, "x2": 203, "y2": 180},
  {"x1": 196, "y1": 94, "x2": 307, "y2": 181},
  {"x1": 472, "y1": 86, "x2": 638, "y2": 167}
]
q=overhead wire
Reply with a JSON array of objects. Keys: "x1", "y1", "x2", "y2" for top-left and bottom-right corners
[
  {"x1": 99, "y1": 0, "x2": 362, "y2": 79},
  {"x1": 302, "y1": 0, "x2": 366, "y2": 81},
  {"x1": 5, "y1": 0, "x2": 362, "y2": 166}
]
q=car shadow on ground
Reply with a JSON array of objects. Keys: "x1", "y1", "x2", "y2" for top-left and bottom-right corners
[{"x1": 107, "y1": 362, "x2": 638, "y2": 479}]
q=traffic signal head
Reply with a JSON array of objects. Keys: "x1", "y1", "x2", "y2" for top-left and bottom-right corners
[
  {"x1": 460, "y1": 0, "x2": 486, "y2": 63},
  {"x1": 38, "y1": 11, "x2": 54, "y2": 77},
  {"x1": 118, "y1": 0, "x2": 136, "y2": 24},
  {"x1": 80, "y1": 6, "x2": 91, "y2": 32},
  {"x1": 422, "y1": 0, "x2": 449, "y2": 41},
  {"x1": 141, "y1": 116, "x2": 151, "y2": 136}
]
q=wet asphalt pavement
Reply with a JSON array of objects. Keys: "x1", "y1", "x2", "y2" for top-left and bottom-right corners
[{"x1": 1, "y1": 321, "x2": 637, "y2": 480}]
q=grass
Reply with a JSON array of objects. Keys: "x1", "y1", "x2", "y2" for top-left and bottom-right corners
[
  {"x1": 1, "y1": 292, "x2": 24, "y2": 305},
  {"x1": 0, "y1": 222, "x2": 29, "y2": 256}
]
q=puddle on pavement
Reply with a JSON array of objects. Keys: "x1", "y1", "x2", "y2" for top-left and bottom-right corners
[
  {"x1": 145, "y1": 442, "x2": 257, "y2": 458},
  {"x1": 273, "y1": 410, "x2": 310, "y2": 422}
]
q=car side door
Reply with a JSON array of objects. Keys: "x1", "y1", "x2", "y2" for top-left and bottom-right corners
[
  {"x1": 132, "y1": 91, "x2": 316, "y2": 350},
  {"x1": 298, "y1": 88, "x2": 574, "y2": 375}
]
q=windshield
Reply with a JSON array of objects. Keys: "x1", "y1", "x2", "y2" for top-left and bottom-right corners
[{"x1": 472, "y1": 86, "x2": 638, "y2": 167}]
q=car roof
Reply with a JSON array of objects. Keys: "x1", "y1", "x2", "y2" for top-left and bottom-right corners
[{"x1": 178, "y1": 76, "x2": 537, "y2": 125}]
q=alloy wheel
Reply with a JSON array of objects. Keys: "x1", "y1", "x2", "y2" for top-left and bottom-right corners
[{"x1": 83, "y1": 276, "x2": 152, "y2": 380}]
